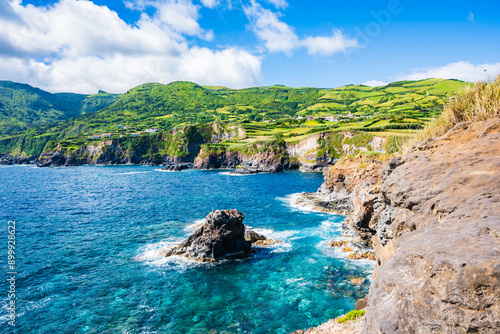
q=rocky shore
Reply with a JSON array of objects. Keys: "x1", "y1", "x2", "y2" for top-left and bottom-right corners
[{"x1": 294, "y1": 119, "x2": 500, "y2": 333}]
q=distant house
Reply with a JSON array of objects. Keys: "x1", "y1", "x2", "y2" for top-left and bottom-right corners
[
  {"x1": 117, "y1": 125, "x2": 128, "y2": 129},
  {"x1": 146, "y1": 128, "x2": 160, "y2": 134},
  {"x1": 102, "y1": 133, "x2": 112, "y2": 138},
  {"x1": 306, "y1": 116, "x2": 315, "y2": 121},
  {"x1": 91, "y1": 135, "x2": 101, "y2": 139},
  {"x1": 296, "y1": 116, "x2": 304, "y2": 120},
  {"x1": 326, "y1": 116, "x2": 338, "y2": 122},
  {"x1": 130, "y1": 133, "x2": 140, "y2": 137}
]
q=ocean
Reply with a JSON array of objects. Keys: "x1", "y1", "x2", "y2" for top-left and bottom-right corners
[{"x1": 0, "y1": 165, "x2": 372, "y2": 333}]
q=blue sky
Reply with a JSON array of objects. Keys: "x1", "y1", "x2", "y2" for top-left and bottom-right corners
[{"x1": 0, "y1": 0, "x2": 499, "y2": 93}]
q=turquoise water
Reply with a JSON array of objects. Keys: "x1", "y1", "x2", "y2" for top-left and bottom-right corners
[{"x1": 0, "y1": 165, "x2": 372, "y2": 333}]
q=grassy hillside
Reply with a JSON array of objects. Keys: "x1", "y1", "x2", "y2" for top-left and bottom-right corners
[
  {"x1": 0, "y1": 78, "x2": 469, "y2": 158},
  {"x1": 0, "y1": 81, "x2": 120, "y2": 135}
]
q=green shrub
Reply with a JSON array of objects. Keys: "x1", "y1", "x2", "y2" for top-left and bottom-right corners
[{"x1": 337, "y1": 310, "x2": 366, "y2": 324}]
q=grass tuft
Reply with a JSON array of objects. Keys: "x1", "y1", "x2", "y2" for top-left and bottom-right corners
[{"x1": 401, "y1": 75, "x2": 500, "y2": 153}]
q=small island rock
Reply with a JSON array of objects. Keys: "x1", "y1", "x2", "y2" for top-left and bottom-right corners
[{"x1": 163, "y1": 209, "x2": 252, "y2": 262}]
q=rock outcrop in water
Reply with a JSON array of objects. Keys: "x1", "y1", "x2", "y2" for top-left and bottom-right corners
[{"x1": 162, "y1": 209, "x2": 252, "y2": 262}]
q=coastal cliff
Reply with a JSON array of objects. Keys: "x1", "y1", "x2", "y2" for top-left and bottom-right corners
[
  {"x1": 193, "y1": 139, "x2": 292, "y2": 173},
  {"x1": 296, "y1": 115, "x2": 500, "y2": 330},
  {"x1": 35, "y1": 123, "x2": 243, "y2": 167},
  {"x1": 194, "y1": 131, "x2": 386, "y2": 173},
  {"x1": 362, "y1": 118, "x2": 500, "y2": 333}
]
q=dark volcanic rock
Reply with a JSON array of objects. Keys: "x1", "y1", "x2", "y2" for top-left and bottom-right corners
[
  {"x1": 163, "y1": 164, "x2": 189, "y2": 171},
  {"x1": 0, "y1": 155, "x2": 32, "y2": 165},
  {"x1": 163, "y1": 209, "x2": 252, "y2": 262},
  {"x1": 232, "y1": 164, "x2": 282, "y2": 174}
]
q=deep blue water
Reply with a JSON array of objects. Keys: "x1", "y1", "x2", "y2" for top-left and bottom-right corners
[{"x1": 0, "y1": 165, "x2": 372, "y2": 334}]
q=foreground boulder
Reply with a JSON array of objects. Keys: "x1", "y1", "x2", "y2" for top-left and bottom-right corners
[{"x1": 163, "y1": 209, "x2": 252, "y2": 262}]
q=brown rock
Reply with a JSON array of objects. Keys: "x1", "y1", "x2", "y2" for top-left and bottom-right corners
[
  {"x1": 363, "y1": 119, "x2": 500, "y2": 333},
  {"x1": 348, "y1": 252, "x2": 375, "y2": 261},
  {"x1": 355, "y1": 297, "x2": 368, "y2": 311},
  {"x1": 253, "y1": 238, "x2": 282, "y2": 246},
  {"x1": 328, "y1": 240, "x2": 348, "y2": 247},
  {"x1": 350, "y1": 277, "x2": 364, "y2": 285}
]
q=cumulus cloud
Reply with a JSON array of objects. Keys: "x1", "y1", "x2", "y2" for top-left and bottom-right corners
[
  {"x1": 397, "y1": 61, "x2": 500, "y2": 82},
  {"x1": 303, "y1": 30, "x2": 358, "y2": 56},
  {"x1": 362, "y1": 80, "x2": 388, "y2": 87},
  {"x1": 0, "y1": 0, "x2": 262, "y2": 93},
  {"x1": 244, "y1": 0, "x2": 357, "y2": 56}
]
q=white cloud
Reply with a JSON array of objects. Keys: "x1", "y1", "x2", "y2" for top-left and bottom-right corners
[
  {"x1": 244, "y1": 0, "x2": 298, "y2": 54},
  {"x1": 467, "y1": 11, "x2": 474, "y2": 21},
  {"x1": 155, "y1": 0, "x2": 213, "y2": 40},
  {"x1": 266, "y1": 0, "x2": 287, "y2": 9},
  {"x1": 397, "y1": 61, "x2": 500, "y2": 82},
  {"x1": 303, "y1": 30, "x2": 358, "y2": 56},
  {"x1": 362, "y1": 80, "x2": 388, "y2": 87},
  {"x1": 0, "y1": 0, "x2": 262, "y2": 93},
  {"x1": 200, "y1": 0, "x2": 219, "y2": 9},
  {"x1": 125, "y1": 0, "x2": 212, "y2": 40},
  {"x1": 244, "y1": 1, "x2": 357, "y2": 56}
]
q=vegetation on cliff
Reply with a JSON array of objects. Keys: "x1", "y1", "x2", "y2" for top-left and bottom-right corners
[{"x1": 401, "y1": 74, "x2": 499, "y2": 152}]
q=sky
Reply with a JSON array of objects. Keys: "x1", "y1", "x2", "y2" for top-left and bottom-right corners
[{"x1": 0, "y1": 0, "x2": 499, "y2": 93}]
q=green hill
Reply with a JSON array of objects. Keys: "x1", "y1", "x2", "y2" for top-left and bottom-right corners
[
  {"x1": 0, "y1": 78, "x2": 470, "y2": 159},
  {"x1": 0, "y1": 81, "x2": 120, "y2": 135}
]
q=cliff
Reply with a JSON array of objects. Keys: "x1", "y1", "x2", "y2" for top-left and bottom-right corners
[
  {"x1": 36, "y1": 123, "x2": 243, "y2": 167},
  {"x1": 193, "y1": 138, "x2": 293, "y2": 173},
  {"x1": 286, "y1": 132, "x2": 386, "y2": 172},
  {"x1": 363, "y1": 118, "x2": 500, "y2": 333},
  {"x1": 297, "y1": 118, "x2": 500, "y2": 333},
  {"x1": 194, "y1": 131, "x2": 386, "y2": 173},
  {"x1": 293, "y1": 153, "x2": 390, "y2": 218}
]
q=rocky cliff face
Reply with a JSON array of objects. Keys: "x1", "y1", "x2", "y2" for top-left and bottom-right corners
[
  {"x1": 294, "y1": 154, "x2": 388, "y2": 217},
  {"x1": 37, "y1": 140, "x2": 165, "y2": 166},
  {"x1": 286, "y1": 132, "x2": 386, "y2": 172},
  {"x1": 0, "y1": 154, "x2": 31, "y2": 165},
  {"x1": 193, "y1": 149, "x2": 289, "y2": 173},
  {"x1": 295, "y1": 119, "x2": 500, "y2": 333},
  {"x1": 286, "y1": 133, "x2": 336, "y2": 171},
  {"x1": 362, "y1": 118, "x2": 500, "y2": 333},
  {"x1": 193, "y1": 139, "x2": 293, "y2": 173},
  {"x1": 36, "y1": 123, "x2": 244, "y2": 167}
]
